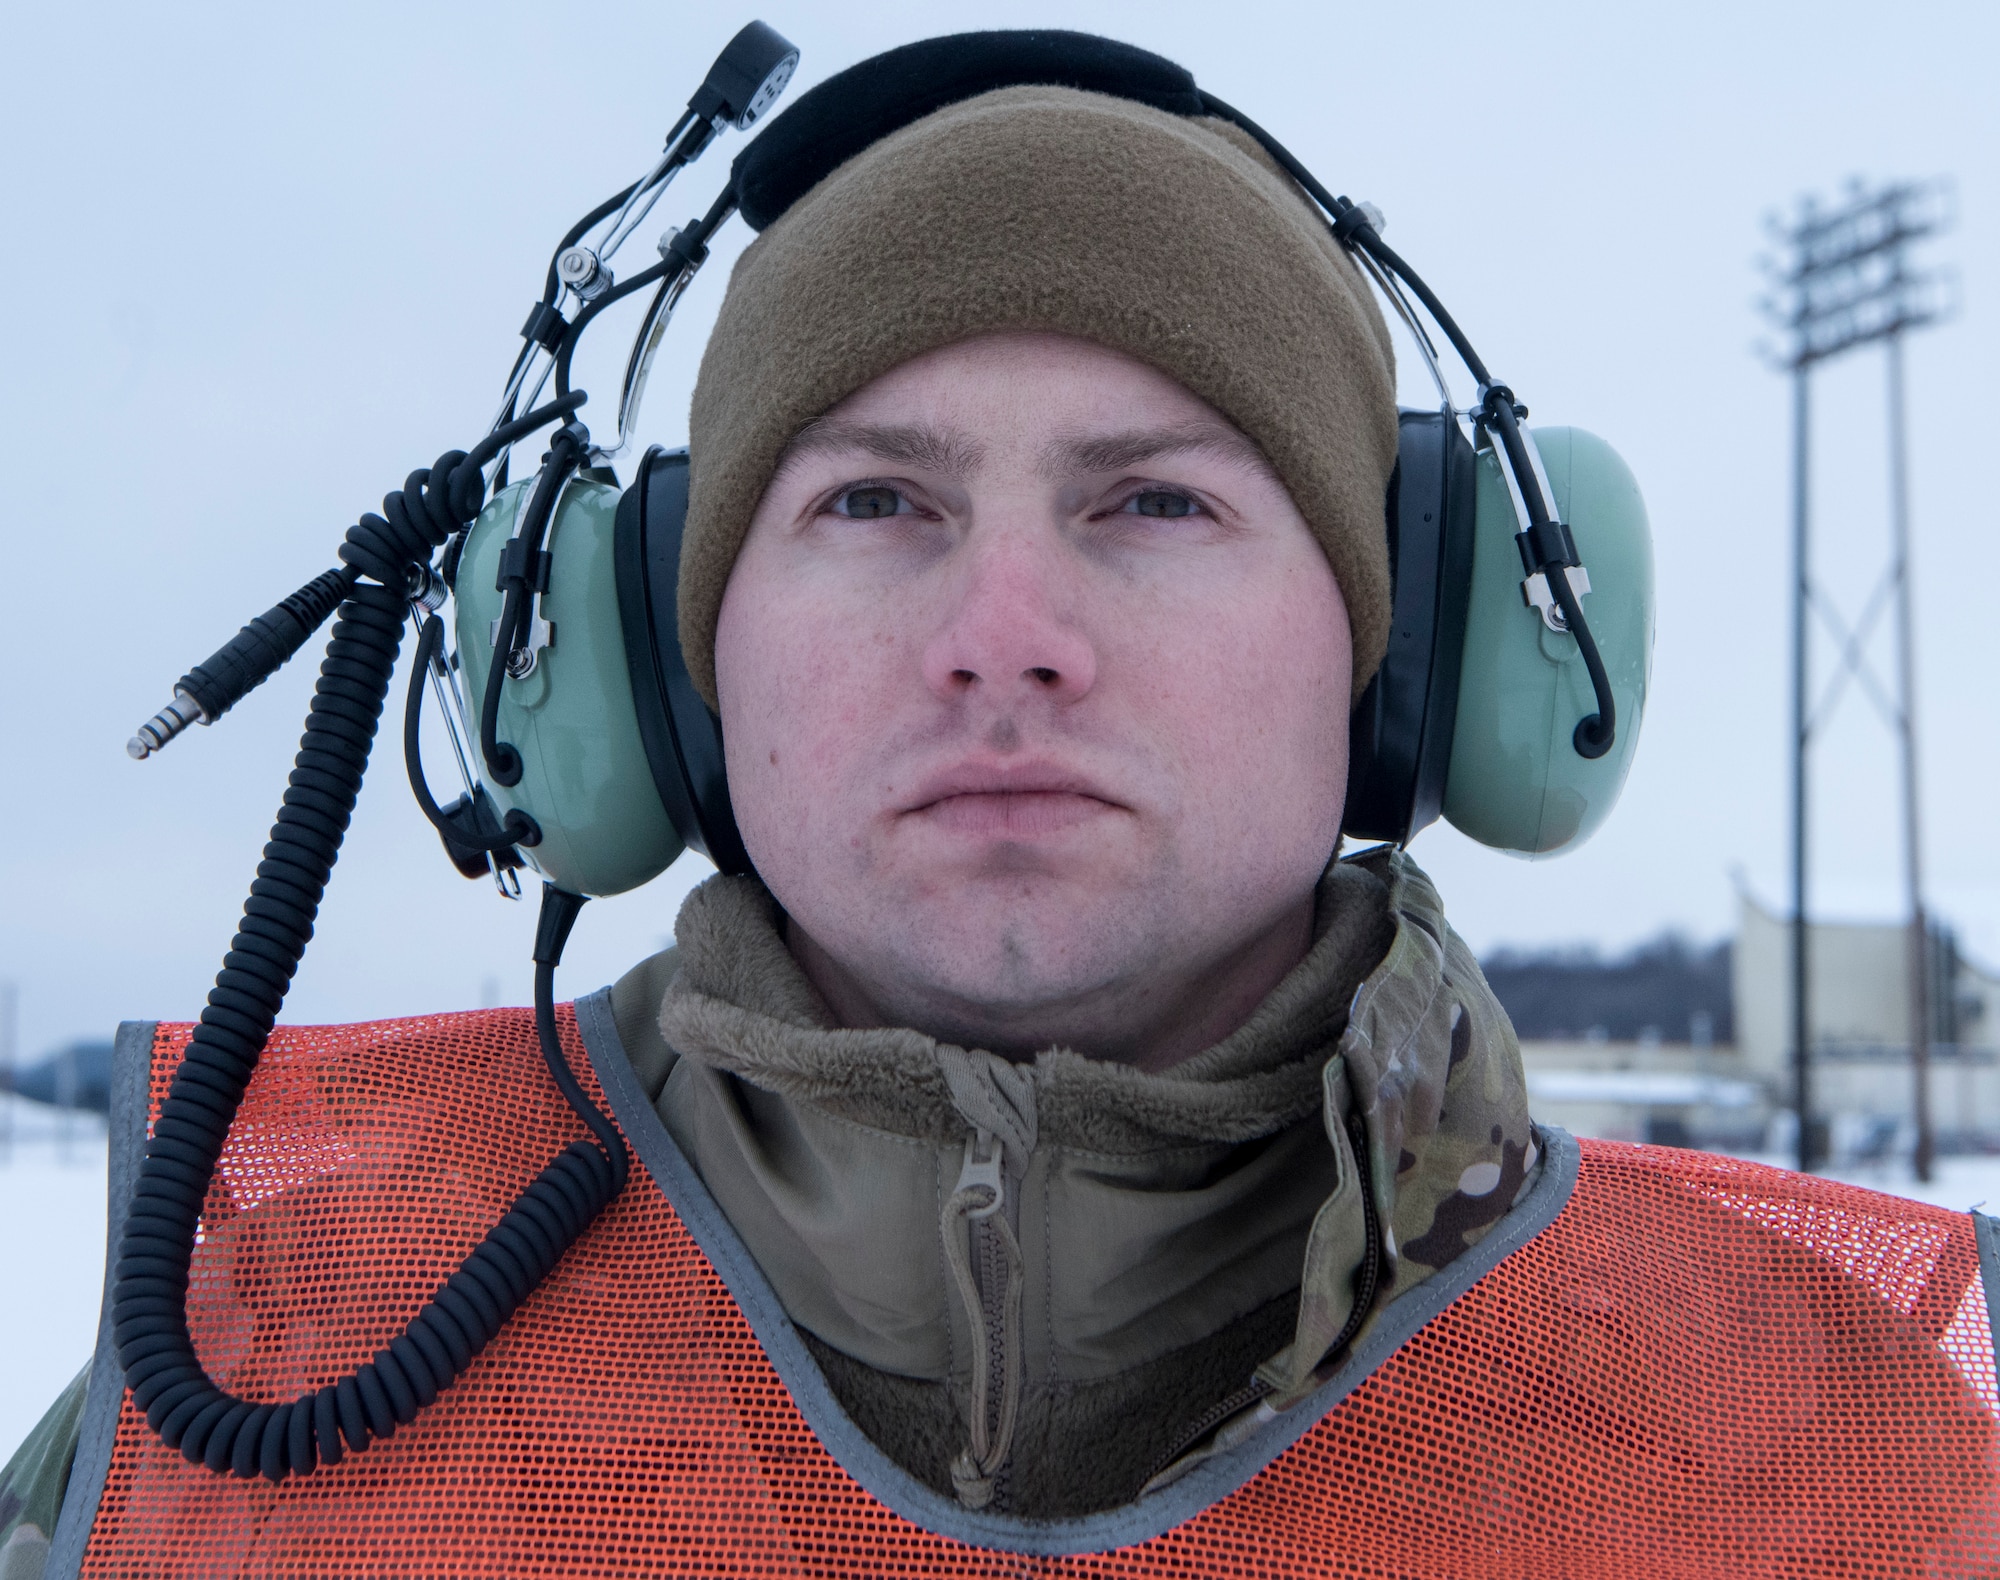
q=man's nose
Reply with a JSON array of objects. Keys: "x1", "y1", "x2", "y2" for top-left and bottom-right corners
[{"x1": 919, "y1": 526, "x2": 1098, "y2": 707}]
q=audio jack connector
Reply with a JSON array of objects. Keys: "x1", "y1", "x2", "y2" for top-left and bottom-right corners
[
  {"x1": 127, "y1": 691, "x2": 210, "y2": 759},
  {"x1": 124, "y1": 565, "x2": 354, "y2": 762}
]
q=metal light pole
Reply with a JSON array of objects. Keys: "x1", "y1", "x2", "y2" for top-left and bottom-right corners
[
  {"x1": 1789, "y1": 362, "x2": 1813, "y2": 1173},
  {"x1": 1760, "y1": 179, "x2": 1954, "y2": 1177},
  {"x1": 1886, "y1": 331, "x2": 1933, "y2": 1179}
]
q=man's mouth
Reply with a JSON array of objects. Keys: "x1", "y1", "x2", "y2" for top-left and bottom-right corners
[{"x1": 900, "y1": 761, "x2": 1124, "y2": 838}]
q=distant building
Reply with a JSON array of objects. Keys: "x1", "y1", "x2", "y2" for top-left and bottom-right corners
[
  {"x1": 1510, "y1": 1037, "x2": 1768, "y2": 1152},
  {"x1": 1485, "y1": 898, "x2": 2000, "y2": 1156},
  {"x1": 1484, "y1": 936, "x2": 1767, "y2": 1149},
  {"x1": 2, "y1": 1039, "x2": 113, "y2": 1114},
  {"x1": 1734, "y1": 894, "x2": 2000, "y2": 1150},
  {"x1": 1482, "y1": 936, "x2": 1733, "y2": 1045}
]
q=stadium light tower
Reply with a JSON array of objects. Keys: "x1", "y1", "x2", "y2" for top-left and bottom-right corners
[{"x1": 1759, "y1": 179, "x2": 1955, "y2": 1178}]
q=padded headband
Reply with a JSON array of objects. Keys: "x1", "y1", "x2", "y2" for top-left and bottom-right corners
[{"x1": 730, "y1": 30, "x2": 1203, "y2": 230}]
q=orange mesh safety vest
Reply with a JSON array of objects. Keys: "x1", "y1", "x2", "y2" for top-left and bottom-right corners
[{"x1": 50, "y1": 999, "x2": 2000, "y2": 1578}]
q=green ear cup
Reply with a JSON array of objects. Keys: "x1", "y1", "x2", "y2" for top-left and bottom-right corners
[
  {"x1": 454, "y1": 475, "x2": 686, "y2": 896},
  {"x1": 1441, "y1": 426, "x2": 1654, "y2": 857}
]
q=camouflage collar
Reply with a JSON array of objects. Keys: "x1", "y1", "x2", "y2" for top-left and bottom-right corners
[{"x1": 1325, "y1": 848, "x2": 1537, "y2": 1336}]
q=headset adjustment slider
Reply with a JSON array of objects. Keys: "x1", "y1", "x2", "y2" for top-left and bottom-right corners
[
  {"x1": 1522, "y1": 565, "x2": 1592, "y2": 633},
  {"x1": 493, "y1": 538, "x2": 556, "y2": 678}
]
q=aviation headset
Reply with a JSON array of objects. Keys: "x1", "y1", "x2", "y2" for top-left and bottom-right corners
[{"x1": 114, "y1": 26, "x2": 1653, "y2": 1482}]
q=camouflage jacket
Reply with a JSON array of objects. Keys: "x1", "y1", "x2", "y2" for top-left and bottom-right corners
[{"x1": 0, "y1": 1367, "x2": 85, "y2": 1579}]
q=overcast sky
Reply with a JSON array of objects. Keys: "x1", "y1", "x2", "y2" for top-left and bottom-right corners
[{"x1": 1, "y1": 0, "x2": 1995, "y2": 1061}]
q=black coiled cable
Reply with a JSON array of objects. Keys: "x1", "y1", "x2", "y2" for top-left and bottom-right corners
[{"x1": 112, "y1": 443, "x2": 630, "y2": 1483}]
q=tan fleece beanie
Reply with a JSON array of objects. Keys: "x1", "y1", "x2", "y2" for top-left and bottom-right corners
[{"x1": 682, "y1": 84, "x2": 1399, "y2": 707}]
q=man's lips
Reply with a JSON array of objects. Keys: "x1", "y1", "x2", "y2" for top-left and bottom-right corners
[{"x1": 898, "y1": 762, "x2": 1125, "y2": 838}]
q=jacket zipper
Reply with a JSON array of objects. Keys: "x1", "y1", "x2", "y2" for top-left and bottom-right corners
[{"x1": 943, "y1": 1130, "x2": 1025, "y2": 1510}]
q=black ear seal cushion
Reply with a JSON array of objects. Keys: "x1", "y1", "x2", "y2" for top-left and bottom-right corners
[
  {"x1": 732, "y1": 30, "x2": 1201, "y2": 231},
  {"x1": 614, "y1": 447, "x2": 754, "y2": 877},
  {"x1": 1342, "y1": 411, "x2": 1476, "y2": 846}
]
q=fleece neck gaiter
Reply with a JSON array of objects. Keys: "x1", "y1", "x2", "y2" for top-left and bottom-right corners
[{"x1": 612, "y1": 849, "x2": 1534, "y2": 1516}]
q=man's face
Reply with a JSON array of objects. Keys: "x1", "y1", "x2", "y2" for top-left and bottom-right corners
[{"x1": 713, "y1": 332, "x2": 1353, "y2": 1067}]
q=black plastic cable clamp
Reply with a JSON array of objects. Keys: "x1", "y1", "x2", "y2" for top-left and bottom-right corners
[
  {"x1": 659, "y1": 224, "x2": 711, "y2": 277},
  {"x1": 521, "y1": 302, "x2": 569, "y2": 351},
  {"x1": 533, "y1": 886, "x2": 587, "y2": 966},
  {"x1": 1330, "y1": 201, "x2": 1376, "y2": 244},
  {"x1": 495, "y1": 539, "x2": 552, "y2": 594},
  {"x1": 1515, "y1": 519, "x2": 1581, "y2": 575}
]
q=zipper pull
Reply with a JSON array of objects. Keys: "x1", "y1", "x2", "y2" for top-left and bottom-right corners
[{"x1": 954, "y1": 1131, "x2": 1005, "y2": 1220}]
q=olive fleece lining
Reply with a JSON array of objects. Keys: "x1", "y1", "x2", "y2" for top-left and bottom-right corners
[
  {"x1": 616, "y1": 848, "x2": 1536, "y2": 1512},
  {"x1": 799, "y1": 1292, "x2": 1303, "y2": 1515},
  {"x1": 610, "y1": 851, "x2": 1537, "y2": 1513},
  {"x1": 649, "y1": 862, "x2": 1396, "y2": 1151},
  {"x1": 644, "y1": 865, "x2": 1392, "y2": 1424},
  {"x1": 628, "y1": 861, "x2": 1386, "y2": 1514},
  {"x1": 679, "y1": 85, "x2": 1399, "y2": 709},
  {"x1": 608, "y1": 852, "x2": 1528, "y2": 1520}
]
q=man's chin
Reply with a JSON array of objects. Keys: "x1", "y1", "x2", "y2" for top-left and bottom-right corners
[
  {"x1": 876, "y1": 908, "x2": 1156, "y2": 1017},
  {"x1": 881, "y1": 826, "x2": 1151, "y2": 895}
]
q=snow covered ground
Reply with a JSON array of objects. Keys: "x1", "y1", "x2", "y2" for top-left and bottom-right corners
[
  {"x1": 1774, "y1": 1151, "x2": 2000, "y2": 1216},
  {"x1": 0, "y1": 1102, "x2": 109, "y2": 1468},
  {"x1": 5, "y1": 1109, "x2": 2000, "y2": 1469}
]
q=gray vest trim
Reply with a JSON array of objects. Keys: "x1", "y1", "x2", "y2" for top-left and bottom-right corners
[
  {"x1": 576, "y1": 986, "x2": 1580, "y2": 1557},
  {"x1": 47, "y1": 1020, "x2": 155, "y2": 1580},
  {"x1": 1974, "y1": 1211, "x2": 2000, "y2": 1377}
]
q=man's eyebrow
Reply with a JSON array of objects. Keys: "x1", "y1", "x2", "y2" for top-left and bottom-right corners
[
  {"x1": 1039, "y1": 423, "x2": 1274, "y2": 480},
  {"x1": 775, "y1": 419, "x2": 986, "y2": 479}
]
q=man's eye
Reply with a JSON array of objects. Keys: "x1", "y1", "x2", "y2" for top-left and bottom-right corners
[
  {"x1": 832, "y1": 486, "x2": 905, "y2": 519},
  {"x1": 1124, "y1": 489, "x2": 1198, "y2": 519}
]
